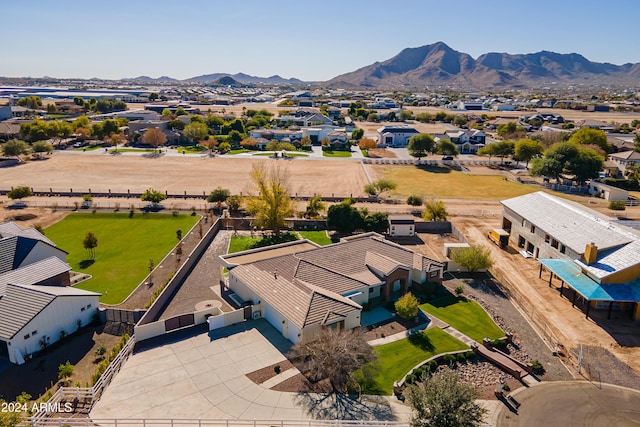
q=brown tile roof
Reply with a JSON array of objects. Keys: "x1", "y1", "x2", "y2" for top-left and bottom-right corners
[{"x1": 227, "y1": 234, "x2": 444, "y2": 329}]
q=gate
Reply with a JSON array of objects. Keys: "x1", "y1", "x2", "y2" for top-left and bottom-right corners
[{"x1": 165, "y1": 313, "x2": 195, "y2": 331}]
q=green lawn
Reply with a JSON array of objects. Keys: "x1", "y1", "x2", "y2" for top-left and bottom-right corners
[
  {"x1": 45, "y1": 213, "x2": 199, "y2": 304},
  {"x1": 371, "y1": 328, "x2": 468, "y2": 394},
  {"x1": 322, "y1": 150, "x2": 352, "y2": 158},
  {"x1": 298, "y1": 230, "x2": 332, "y2": 246},
  {"x1": 419, "y1": 293, "x2": 504, "y2": 342},
  {"x1": 227, "y1": 149, "x2": 250, "y2": 155},
  {"x1": 228, "y1": 235, "x2": 263, "y2": 253},
  {"x1": 177, "y1": 146, "x2": 207, "y2": 154},
  {"x1": 109, "y1": 148, "x2": 156, "y2": 153},
  {"x1": 380, "y1": 165, "x2": 536, "y2": 200}
]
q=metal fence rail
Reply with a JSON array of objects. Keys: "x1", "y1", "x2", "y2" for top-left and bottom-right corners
[{"x1": 30, "y1": 418, "x2": 409, "y2": 427}]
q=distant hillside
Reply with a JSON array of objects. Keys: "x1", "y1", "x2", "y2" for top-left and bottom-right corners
[
  {"x1": 124, "y1": 75, "x2": 179, "y2": 83},
  {"x1": 186, "y1": 73, "x2": 304, "y2": 85},
  {"x1": 326, "y1": 42, "x2": 640, "y2": 89}
]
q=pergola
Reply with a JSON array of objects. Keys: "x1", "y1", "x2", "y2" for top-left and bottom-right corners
[{"x1": 539, "y1": 258, "x2": 640, "y2": 320}]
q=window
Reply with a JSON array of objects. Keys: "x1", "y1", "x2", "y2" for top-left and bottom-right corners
[
  {"x1": 522, "y1": 219, "x2": 526, "y2": 227},
  {"x1": 31, "y1": 330, "x2": 37, "y2": 336},
  {"x1": 81, "y1": 307, "x2": 85, "y2": 311},
  {"x1": 560, "y1": 244, "x2": 566, "y2": 254},
  {"x1": 545, "y1": 234, "x2": 550, "y2": 243},
  {"x1": 530, "y1": 225, "x2": 536, "y2": 233},
  {"x1": 551, "y1": 239, "x2": 559, "y2": 249},
  {"x1": 430, "y1": 271, "x2": 439, "y2": 278},
  {"x1": 24, "y1": 334, "x2": 30, "y2": 340},
  {"x1": 369, "y1": 287, "x2": 374, "y2": 294},
  {"x1": 86, "y1": 304, "x2": 92, "y2": 309}
]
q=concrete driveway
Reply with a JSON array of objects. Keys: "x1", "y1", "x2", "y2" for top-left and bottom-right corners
[{"x1": 90, "y1": 320, "x2": 409, "y2": 422}]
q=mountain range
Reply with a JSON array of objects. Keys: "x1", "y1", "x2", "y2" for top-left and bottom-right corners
[
  {"x1": 326, "y1": 42, "x2": 640, "y2": 89},
  {"x1": 120, "y1": 42, "x2": 640, "y2": 89}
]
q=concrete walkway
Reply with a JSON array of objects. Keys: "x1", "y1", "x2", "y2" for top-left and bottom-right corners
[{"x1": 91, "y1": 320, "x2": 409, "y2": 422}]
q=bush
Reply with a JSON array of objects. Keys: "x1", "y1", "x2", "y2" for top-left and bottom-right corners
[
  {"x1": 531, "y1": 359, "x2": 545, "y2": 375},
  {"x1": 405, "y1": 373, "x2": 416, "y2": 385},
  {"x1": 454, "y1": 285, "x2": 464, "y2": 295},
  {"x1": 608, "y1": 200, "x2": 626, "y2": 211},
  {"x1": 274, "y1": 365, "x2": 281, "y2": 374},
  {"x1": 428, "y1": 360, "x2": 438, "y2": 372},
  {"x1": 464, "y1": 350, "x2": 476, "y2": 360},
  {"x1": 503, "y1": 383, "x2": 511, "y2": 392},
  {"x1": 442, "y1": 354, "x2": 456, "y2": 366},
  {"x1": 490, "y1": 338, "x2": 507, "y2": 349},
  {"x1": 456, "y1": 352, "x2": 467, "y2": 363},
  {"x1": 407, "y1": 195, "x2": 423, "y2": 207}
]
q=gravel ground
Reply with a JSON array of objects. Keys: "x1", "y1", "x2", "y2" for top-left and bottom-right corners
[
  {"x1": 577, "y1": 345, "x2": 640, "y2": 390},
  {"x1": 443, "y1": 274, "x2": 574, "y2": 382}
]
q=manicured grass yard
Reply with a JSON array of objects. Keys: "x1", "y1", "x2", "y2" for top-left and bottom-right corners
[
  {"x1": 176, "y1": 145, "x2": 207, "y2": 154},
  {"x1": 298, "y1": 230, "x2": 332, "y2": 246},
  {"x1": 227, "y1": 149, "x2": 250, "y2": 155},
  {"x1": 228, "y1": 235, "x2": 263, "y2": 253},
  {"x1": 420, "y1": 293, "x2": 504, "y2": 342},
  {"x1": 372, "y1": 328, "x2": 468, "y2": 394},
  {"x1": 322, "y1": 150, "x2": 352, "y2": 158},
  {"x1": 109, "y1": 148, "x2": 156, "y2": 153},
  {"x1": 45, "y1": 213, "x2": 198, "y2": 304},
  {"x1": 380, "y1": 165, "x2": 536, "y2": 199},
  {"x1": 252, "y1": 152, "x2": 309, "y2": 157}
]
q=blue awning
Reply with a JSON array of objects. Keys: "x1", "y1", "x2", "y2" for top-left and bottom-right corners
[{"x1": 540, "y1": 258, "x2": 640, "y2": 302}]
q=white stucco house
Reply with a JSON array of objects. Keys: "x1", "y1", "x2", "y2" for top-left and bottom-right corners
[
  {"x1": 220, "y1": 233, "x2": 445, "y2": 344},
  {"x1": 376, "y1": 125, "x2": 420, "y2": 148}
]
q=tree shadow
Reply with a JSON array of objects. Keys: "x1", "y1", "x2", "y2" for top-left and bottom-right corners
[
  {"x1": 79, "y1": 259, "x2": 95, "y2": 269},
  {"x1": 408, "y1": 332, "x2": 435, "y2": 351},
  {"x1": 294, "y1": 392, "x2": 397, "y2": 421},
  {"x1": 416, "y1": 165, "x2": 452, "y2": 174}
]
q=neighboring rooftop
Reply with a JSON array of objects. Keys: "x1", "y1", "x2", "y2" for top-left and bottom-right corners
[{"x1": 502, "y1": 192, "x2": 638, "y2": 254}]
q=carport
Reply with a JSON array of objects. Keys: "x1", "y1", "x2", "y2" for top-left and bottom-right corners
[{"x1": 539, "y1": 258, "x2": 640, "y2": 320}]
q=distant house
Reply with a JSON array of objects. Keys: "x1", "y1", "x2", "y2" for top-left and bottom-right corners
[
  {"x1": 220, "y1": 233, "x2": 445, "y2": 344},
  {"x1": 575, "y1": 119, "x2": 614, "y2": 132},
  {"x1": 0, "y1": 222, "x2": 100, "y2": 365},
  {"x1": 436, "y1": 128, "x2": 486, "y2": 153},
  {"x1": 609, "y1": 151, "x2": 640, "y2": 176},
  {"x1": 0, "y1": 106, "x2": 11, "y2": 121},
  {"x1": 276, "y1": 108, "x2": 333, "y2": 127},
  {"x1": 377, "y1": 125, "x2": 419, "y2": 148},
  {"x1": 454, "y1": 100, "x2": 483, "y2": 111},
  {"x1": 0, "y1": 120, "x2": 21, "y2": 141}
]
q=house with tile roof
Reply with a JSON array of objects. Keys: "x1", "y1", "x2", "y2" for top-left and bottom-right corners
[
  {"x1": 220, "y1": 233, "x2": 445, "y2": 343},
  {"x1": 500, "y1": 192, "x2": 640, "y2": 320},
  {"x1": 0, "y1": 222, "x2": 100, "y2": 364}
]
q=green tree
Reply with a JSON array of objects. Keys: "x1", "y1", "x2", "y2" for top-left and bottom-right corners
[
  {"x1": 416, "y1": 112, "x2": 433, "y2": 123},
  {"x1": 478, "y1": 141, "x2": 514, "y2": 163},
  {"x1": 207, "y1": 187, "x2": 230, "y2": 212},
  {"x1": 514, "y1": 138, "x2": 544, "y2": 167},
  {"x1": 226, "y1": 194, "x2": 243, "y2": 212},
  {"x1": 0, "y1": 398, "x2": 24, "y2": 427},
  {"x1": 364, "y1": 179, "x2": 397, "y2": 198},
  {"x1": 304, "y1": 195, "x2": 326, "y2": 218},
  {"x1": 16, "y1": 95, "x2": 43, "y2": 109},
  {"x1": 58, "y1": 360, "x2": 75, "y2": 384},
  {"x1": 407, "y1": 370, "x2": 487, "y2": 427},
  {"x1": 7, "y1": 186, "x2": 32, "y2": 200},
  {"x1": 423, "y1": 199, "x2": 447, "y2": 222},
  {"x1": 72, "y1": 115, "x2": 90, "y2": 130},
  {"x1": 452, "y1": 115, "x2": 468, "y2": 127},
  {"x1": 327, "y1": 200, "x2": 364, "y2": 234},
  {"x1": 363, "y1": 212, "x2": 388, "y2": 233},
  {"x1": 32, "y1": 140, "x2": 53, "y2": 157},
  {"x1": 408, "y1": 133, "x2": 436, "y2": 158},
  {"x1": 245, "y1": 163, "x2": 294, "y2": 237},
  {"x1": 570, "y1": 147, "x2": 604, "y2": 183},
  {"x1": 399, "y1": 110, "x2": 414, "y2": 121},
  {"x1": 635, "y1": 134, "x2": 640, "y2": 152},
  {"x1": 351, "y1": 128, "x2": 364, "y2": 140},
  {"x1": 496, "y1": 121, "x2": 518, "y2": 137},
  {"x1": 141, "y1": 188, "x2": 167, "y2": 205},
  {"x1": 148, "y1": 92, "x2": 159, "y2": 101},
  {"x1": 218, "y1": 141, "x2": 231, "y2": 153},
  {"x1": 2, "y1": 139, "x2": 29, "y2": 159},
  {"x1": 395, "y1": 292, "x2": 419, "y2": 320},
  {"x1": 568, "y1": 127, "x2": 610, "y2": 153},
  {"x1": 288, "y1": 328, "x2": 376, "y2": 393},
  {"x1": 436, "y1": 140, "x2": 459, "y2": 156},
  {"x1": 83, "y1": 231, "x2": 98, "y2": 259},
  {"x1": 407, "y1": 195, "x2": 423, "y2": 207},
  {"x1": 228, "y1": 130, "x2": 243, "y2": 146},
  {"x1": 183, "y1": 122, "x2": 209, "y2": 144},
  {"x1": 450, "y1": 244, "x2": 493, "y2": 272},
  {"x1": 141, "y1": 128, "x2": 167, "y2": 150}
]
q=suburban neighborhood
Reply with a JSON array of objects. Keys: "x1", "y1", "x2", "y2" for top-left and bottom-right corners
[{"x1": 2, "y1": 2, "x2": 640, "y2": 426}]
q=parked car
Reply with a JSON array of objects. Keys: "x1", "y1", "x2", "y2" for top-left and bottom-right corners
[
  {"x1": 142, "y1": 204, "x2": 165, "y2": 212},
  {"x1": 442, "y1": 155, "x2": 454, "y2": 161},
  {"x1": 7, "y1": 201, "x2": 27, "y2": 209}
]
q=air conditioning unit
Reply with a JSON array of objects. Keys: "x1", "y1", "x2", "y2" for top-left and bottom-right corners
[{"x1": 252, "y1": 311, "x2": 262, "y2": 320}]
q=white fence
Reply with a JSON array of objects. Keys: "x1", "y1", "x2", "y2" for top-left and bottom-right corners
[{"x1": 29, "y1": 418, "x2": 409, "y2": 427}]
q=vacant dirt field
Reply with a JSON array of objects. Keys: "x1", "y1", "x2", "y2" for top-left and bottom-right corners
[{"x1": 0, "y1": 155, "x2": 369, "y2": 197}]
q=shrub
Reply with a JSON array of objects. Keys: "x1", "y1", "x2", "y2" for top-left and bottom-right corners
[
  {"x1": 407, "y1": 195, "x2": 423, "y2": 207},
  {"x1": 456, "y1": 352, "x2": 467, "y2": 363},
  {"x1": 455, "y1": 285, "x2": 464, "y2": 295},
  {"x1": 443, "y1": 354, "x2": 456, "y2": 366},
  {"x1": 465, "y1": 350, "x2": 476, "y2": 360},
  {"x1": 274, "y1": 365, "x2": 281, "y2": 374},
  {"x1": 428, "y1": 360, "x2": 438, "y2": 372},
  {"x1": 490, "y1": 338, "x2": 507, "y2": 349},
  {"x1": 531, "y1": 359, "x2": 545, "y2": 375},
  {"x1": 405, "y1": 373, "x2": 416, "y2": 385},
  {"x1": 503, "y1": 383, "x2": 511, "y2": 392},
  {"x1": 608, "y1": 200, "x2": 626, "y2": 211}
]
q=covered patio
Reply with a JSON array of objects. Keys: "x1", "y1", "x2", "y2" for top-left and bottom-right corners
[{"x1": 539, "y1": 259, "x2": 640, "y2": 320}]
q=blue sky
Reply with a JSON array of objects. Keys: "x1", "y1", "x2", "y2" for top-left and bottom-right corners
[{"x1": 3, "y1": 0, "x2": 639, "y2": 81}]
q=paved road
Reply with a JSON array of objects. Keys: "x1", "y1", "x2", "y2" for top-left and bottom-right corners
[{"x1": 496, "y1": 382, "x2": 640, "y2": 426}]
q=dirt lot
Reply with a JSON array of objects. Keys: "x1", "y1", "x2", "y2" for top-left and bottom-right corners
[
  {"x1": 0, "y1": 155, "x2": 369, "y2": 197},
  {"x1": 451, "y1": 215, "x2": 640, "y2": 376}
]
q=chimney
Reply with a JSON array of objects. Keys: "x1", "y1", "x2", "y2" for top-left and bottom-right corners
[
  {"x1": 273, "y1": 270, "x2": 277, "y2": 279},
  {"x1": 584, "y1": 242, "x2": 598, "y2": 265}
]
